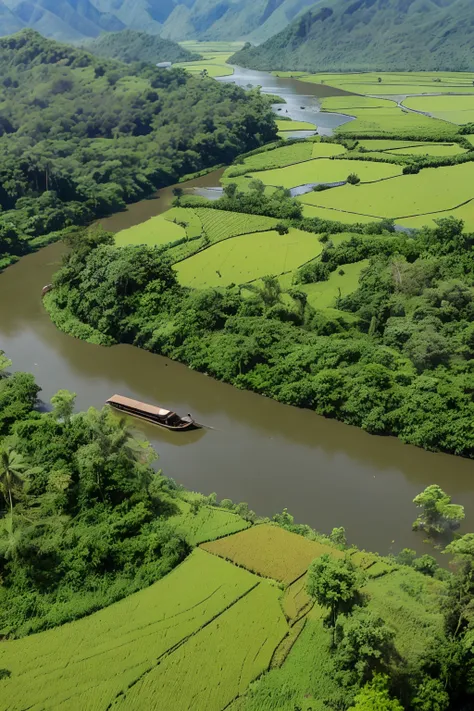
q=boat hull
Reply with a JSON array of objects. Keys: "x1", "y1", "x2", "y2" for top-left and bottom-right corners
[{"x1": 108, "y1": 402, "x2": 198, "y2": 431}]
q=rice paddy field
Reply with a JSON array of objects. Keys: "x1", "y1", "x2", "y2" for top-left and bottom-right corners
[
  {"x1": 356, "y1": 139, "x2": 466, "y2": 156},
  {"x1": 114, "y1": 214, "x2": 186, "y2": 247},
  {"x1": 174, "y1": 42, "x2": 240, "y2": 77},
  {"x1": 397, "y1": 200, "x2": 474, "y2": 232},
  {"x1": 174, "y1": 228, "x2": 323, "y2": 288},
  {"x1": 402, "y1": 95, "x2": 474, "y2": 125},
  {"x1": 167, "y1": 500, "x2": 250, "y2": 545},
  {"x1": 321, "y1": 96, "x2": 459, "y2": 138},
  {"x1": 276, "y1": 119, "x2": 317, "y2": 131},
  {"x1": 0, "y1": 549, "x2": 259, "y2": 710},
  {"x1": 295, "y1": 260, "x2": 370, "y2": 310},
  {"x1": 274, "y1": 71, "x2": 474, "y2": 96},
  {"x1": 300, "y1": 203, "x2": 381, "y2": 224},
  {"x1": 194, "y1": 208, "x2": 278, "y2": 243},
  {"x1": 111, "y1": 583, "x2": 288, "y2": 711},
  {"x1": 302, "y1": 162, "x2": 474, "y2": 219},
  {"x1": 201, "y1": 524, "x2": 343, "y2": 584},
  {"x1": 246, "y1": 157, "x2": 402, "y2": 188}
]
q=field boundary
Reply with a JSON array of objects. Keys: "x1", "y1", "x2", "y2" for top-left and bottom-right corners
[{"x1": 105, "y1": 581, "x2": 262, "y2": 710}]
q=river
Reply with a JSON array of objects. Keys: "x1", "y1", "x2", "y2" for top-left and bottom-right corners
[{"x1": 1, "y1": 68, "x2": 473, "y2": 557}]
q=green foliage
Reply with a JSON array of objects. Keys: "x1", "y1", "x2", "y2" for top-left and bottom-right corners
[
  {"x1": 413, "y1": 485, "x2": 465, "y2": 534},
  {"x1": 348, "y1": 674, "x2": 403, "y2": 711},
  {"x1": 334, "y1": 608, "x2": 396, "y2": 687},
  {"x1": 0, "y1": 30, "x2": 276, "y2": 264},
  {"x1": 84, "y1": 30, "x2": 200, "y2": 64},
  {"x1": 306, "y1": 554, "x2": 357, "y2": 636},
  {"x1": 0, "y1": 374, "x2": 191, "y2": 637}
]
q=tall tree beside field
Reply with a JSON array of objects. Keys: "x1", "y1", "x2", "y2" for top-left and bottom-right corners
[
  {"x1": 306, "y1": 554, "x2": 357, "y2": 644},
  {"x1": 0, "y1": 447, "x2": 29, "y2": 516}
]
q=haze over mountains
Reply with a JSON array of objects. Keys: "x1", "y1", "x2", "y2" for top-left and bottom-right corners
[
  {"x1": 0, "y1": 0, "x2": 318, "y2": 42},
  {"x1": 232, "y1": 0, "x2": 474, "y2": 72},
  {"x1": 0, "y1": 0, "x2": 472, "y2": 72}
]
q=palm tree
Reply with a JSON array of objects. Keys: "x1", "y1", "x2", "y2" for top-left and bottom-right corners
[{"x1": 0, "y1": 447, "x2": 28, "y2": 516}]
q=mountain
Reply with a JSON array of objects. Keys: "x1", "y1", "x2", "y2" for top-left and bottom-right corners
[
  {"x1": 231, "y1": 0, "x2": 474, "y2": 72},
  {"x1": 0, "y1": 0, "x2": 24, "y2": 34},
  {"x1": 1, "y1": 0, "x2": 124, "y2": 40},
  {"x1": 83, "y1": 29, "x2": 200, "y2": 64},
  {"x1": 0, "y1": 0, "x2": 318, "y2": 41}
]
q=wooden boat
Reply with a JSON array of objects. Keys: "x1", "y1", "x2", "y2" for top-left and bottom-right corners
[{"x1": 106, "y1": 394, "x2": 198, "y2": 431}]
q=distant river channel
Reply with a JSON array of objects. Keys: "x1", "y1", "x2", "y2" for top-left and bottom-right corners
[{"x1": 1, "y1": 67, "x2": 473, "y2": 557}]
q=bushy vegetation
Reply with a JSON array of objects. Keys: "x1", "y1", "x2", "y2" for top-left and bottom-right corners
[
  {"x1": 83, "y1": 30, "x2": 200, "y2": 64},
  {"x1": 46, "y1": 212, "x2": 474, "y2": 458},
  {"x1": 0, "y1": 30, "x2": 276, "y2": 268}
]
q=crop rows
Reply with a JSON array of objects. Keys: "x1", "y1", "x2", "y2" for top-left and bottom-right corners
[
  {"x1": 201, "y1": 524, "x2": 343, "y2": 584},
  {"x1": 111, "y1": 583, "x2": 288, "y2": 711},
  {"x1": 195, "y1": 208, "x2": 278, "y2": 243},
  {"x1": 174, "y1": 228, "x2": 322, "y2": 289},
  {"x1": 0, "y1": 550, "x2": 257, "y2": 710}
]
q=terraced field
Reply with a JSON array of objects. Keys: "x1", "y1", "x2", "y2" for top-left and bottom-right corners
[
  {"x1": 302, "y1": 162, "x2": 474, "y2": 219},
  {"x1": 174, "y1": 228, "x2": 322, "y2": 288},
  {"x1": 168, "y1": 500, "x2": 250, "y2": 545},
  {"x1": 402, "y1": 95, "x2": 474, "y2": 125},
  {"x1": 112, "y1": 583, "x2": 288, "y2": 711},
  {"x1": 201, "y1": 524, "x2": 343, "y2": 584},
  {"x1": 0, "y1": 550, "x2": 258, "y2": 710},
  {"x1": 247, "y1": 158, "x2": 402, "y2": 189},
  {"x1": 194, "y1": 208, "x2": 278, "y2": 244}
]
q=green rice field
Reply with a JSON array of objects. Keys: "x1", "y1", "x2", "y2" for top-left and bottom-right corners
[
  {"x1": 229, "y1": 143, "x2": 313, "y2": 173},
  {"x1": 201, "y1": 524, "x2": 343, "y2": 584},
  {"x1": 112, "y1": 583, "x2": 288, "y2": 711},
  {"x1": 174, "y1": 228, "x2": 323, "y2": 288},
  {"x1": 356, "y1": 139, "x2": 466, "y2": 156},
  {"x1": 303, "y1": 162, "x2": 474, "y2": 219},
  {"x1": 321, "y1": 96, "x2": 459, "y2": 138},
  {"x1": 247, "y1": 158, "x2": 402, "y2": 188},
  {"x1": 296, "y1": 260, "x2": 370, "y2": 310},
  {"x1": 276, "y1": 119, "x2": 317, "y2": 131},
  {"x1": 168, "y1": 500, "x2": 250, "y2": 545},
  {"x1": 402, "y1": 95, "x2": 474, "y2": 125},
  {"x1": 276, "y1": 71, "x2": 474, "y2": 96},
  {"x1": 193, "y1": 208, "x2": 278, "y2": 243},
  {"x1": 175, "y1": 45, "x2": 237, "y2": 77},
  {"x1": 300, "y1": 203, "x2": 381, "y2": 224},
  {"x1": 0, "y1": 549, "x2": 258, "y2": 710},
  {"x1": 397, "y1": 200, "x2": 474, "y2": 231},
  {"x1": 115, "y1": 214, "x2": 186, "y2": 247},
  {"x1": 162, "y1": 207, "x2": 203, "y2": 239}
]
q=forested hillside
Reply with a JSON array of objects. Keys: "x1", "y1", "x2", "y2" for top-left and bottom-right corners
[
  {"x1": 0, "y1": 0, "x2": 318, "y2": 42},
  {"x1": 83, "y1": 30, "x2": 200, "y2": 64},
  {"x1": 0, "y1": 29, "x2": 276, "y2": 269},
  {"x1": 232, "y1": 0, "x2": 474, "y2": 72}
]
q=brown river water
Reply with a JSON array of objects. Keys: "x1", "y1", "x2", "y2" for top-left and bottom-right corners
[{"x1": 1, "y1": 70, "x2": 473, "y2": 556}]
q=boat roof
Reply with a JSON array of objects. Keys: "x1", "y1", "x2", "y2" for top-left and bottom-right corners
[{"x1": 107, "y1": 394, "x2": 173, "y2": 418}]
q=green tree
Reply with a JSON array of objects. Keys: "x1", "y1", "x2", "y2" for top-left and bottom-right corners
[
  {"x1": 0, "y1": 447, "x2": 29, "y2": 516},
  {"x1": 348, "y1": 674, "x2": 403, "y2": 711},
  {"x1": 330, "y1": 526, "x2": 347, "y2": 548},
  {"x1": 335, "y1": 608, "x2": 396, "y2": 686},
  {"x1": 306, "y1": 554, "x2": 357, "y2": 643},
  {"x1": 50, "y1": 389, "x2": 76, "y2": 425},
  {"x1": 347, "y1": 173, "x2": 361, "y2": 185},
  {"x1": 413, "y1": 485, "x2": 464, "y2": 534}
]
